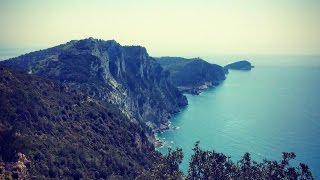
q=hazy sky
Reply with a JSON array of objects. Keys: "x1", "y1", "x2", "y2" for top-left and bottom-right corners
[{"x1": 0, "y1": 0, "x2": 319, "y2": 56}]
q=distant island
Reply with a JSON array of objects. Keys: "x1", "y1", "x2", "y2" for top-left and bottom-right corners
[
  {"x1": 157, "y1": 57, "x2": 226, "y2": 95},
  {"x1": 224, "y1": 60, "x2": 254, "y2": 71}
]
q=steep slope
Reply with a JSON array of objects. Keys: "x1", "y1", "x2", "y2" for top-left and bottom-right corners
[
  {"x1": 0, "y1": 65, "x2": 157, "y2": 179},
  {"x1": 157, "y1": 57, "x2": 226, "y2": 94},
  {"x1": 0, "y1": 38, "x2": 187, "y2": 131}
]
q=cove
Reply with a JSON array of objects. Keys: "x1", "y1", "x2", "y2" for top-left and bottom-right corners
[{"x1": 157, "y1": 64, "x2": 320, "y2": 178}]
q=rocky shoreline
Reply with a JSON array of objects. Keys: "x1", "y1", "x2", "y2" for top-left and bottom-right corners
[
  {"x1": 178, "y1": 81, "x2": 223, "y2": 95},
  {"x1": 153, "y1": 120, "x2": 182, "y2": 149}
]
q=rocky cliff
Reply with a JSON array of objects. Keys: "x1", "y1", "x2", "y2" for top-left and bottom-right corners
[
  {"x1": 1, "y1": 38, "x2": 187, "y2": 131},
  {"x1": 157, "y1": 57, "x2": 226, "y2": 94}
]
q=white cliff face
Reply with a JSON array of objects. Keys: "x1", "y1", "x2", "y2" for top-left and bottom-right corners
[{"x1": 96, "y1": 42, "x2": 187, "y2": 130}]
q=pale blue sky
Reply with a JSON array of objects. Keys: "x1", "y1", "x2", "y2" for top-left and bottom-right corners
[{"x1": 0, "y1": 0, "x2": 319, "y2": 56}]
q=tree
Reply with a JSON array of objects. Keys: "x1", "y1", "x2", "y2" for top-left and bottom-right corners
[
  {"x1": 0, "y1": 128, "x2": 30, "y2": 162},
  {"x1": 187, "y1": 141, "x2": 234, "y2": 180},
  {"x1": 185, "y1": 142, "x2": 313, "y2": 180},
  {"x1": 136, "y1": 149, "x2": 184, "y2": 180}
]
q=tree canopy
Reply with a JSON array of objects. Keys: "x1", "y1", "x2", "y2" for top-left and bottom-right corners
[{"x1": 140, "y1": 142, "x2": 314, "y2": 180}]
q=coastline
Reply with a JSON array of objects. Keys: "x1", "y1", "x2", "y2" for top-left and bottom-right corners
[
  {"x1": 154, "y1": 80, "x2": 224, "y2": 149},
  {"x1": 178, "y1": 81, "x2": 223, "y2": 95},
  {"x1": 154, "y1": 120, "x2": 182, "y2": 149}
]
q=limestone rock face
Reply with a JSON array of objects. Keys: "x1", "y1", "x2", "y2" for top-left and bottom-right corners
[{"x1": 1, "y1": 38, "x2": 187, "y2": 131}]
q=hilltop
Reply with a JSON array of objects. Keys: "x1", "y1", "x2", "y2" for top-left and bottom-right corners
[
  {"x1": 1, "y1": 38, "x2": 187, "y2": 132},
  {"x1": 157, "y1": 57, "x2": 226, "y2": 94}
]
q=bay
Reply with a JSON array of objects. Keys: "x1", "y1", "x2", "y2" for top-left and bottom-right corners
[{"x1": 158, "y1": 56, "x2": 320, "y2": 178}]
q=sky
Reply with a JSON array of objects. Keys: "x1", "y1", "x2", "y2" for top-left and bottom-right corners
[{"x1": 0, "y1": 0, "x2": 319, "y2": 56}]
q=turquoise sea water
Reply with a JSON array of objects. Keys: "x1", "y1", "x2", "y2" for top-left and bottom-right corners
[{"x1": 158, "y1": 56, "x2": 320, "y2": 178}]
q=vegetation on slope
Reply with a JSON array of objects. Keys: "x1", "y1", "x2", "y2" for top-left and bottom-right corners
[{"x1": 0, "y1": 65, "x2": 158, "y2": 179}]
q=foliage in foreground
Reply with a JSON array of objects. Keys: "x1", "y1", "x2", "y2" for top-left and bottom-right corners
[
  {"x1": 140, "y1": 142, "x2": 313, "y2": 180},
  {"x1": 136, "y1": 148, "x2": 184, "y2": 180}
]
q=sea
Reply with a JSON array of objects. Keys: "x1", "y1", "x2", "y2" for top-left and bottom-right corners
[
  {"x1": 1, "y1": 50, "x2": 319, "y2": 178},
  {"x1": 0, "y1": 48, "x2": 43, "y2": 62},
  {"x1": 157, "y1": 55, "x2": 320, "y2": 178}
]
